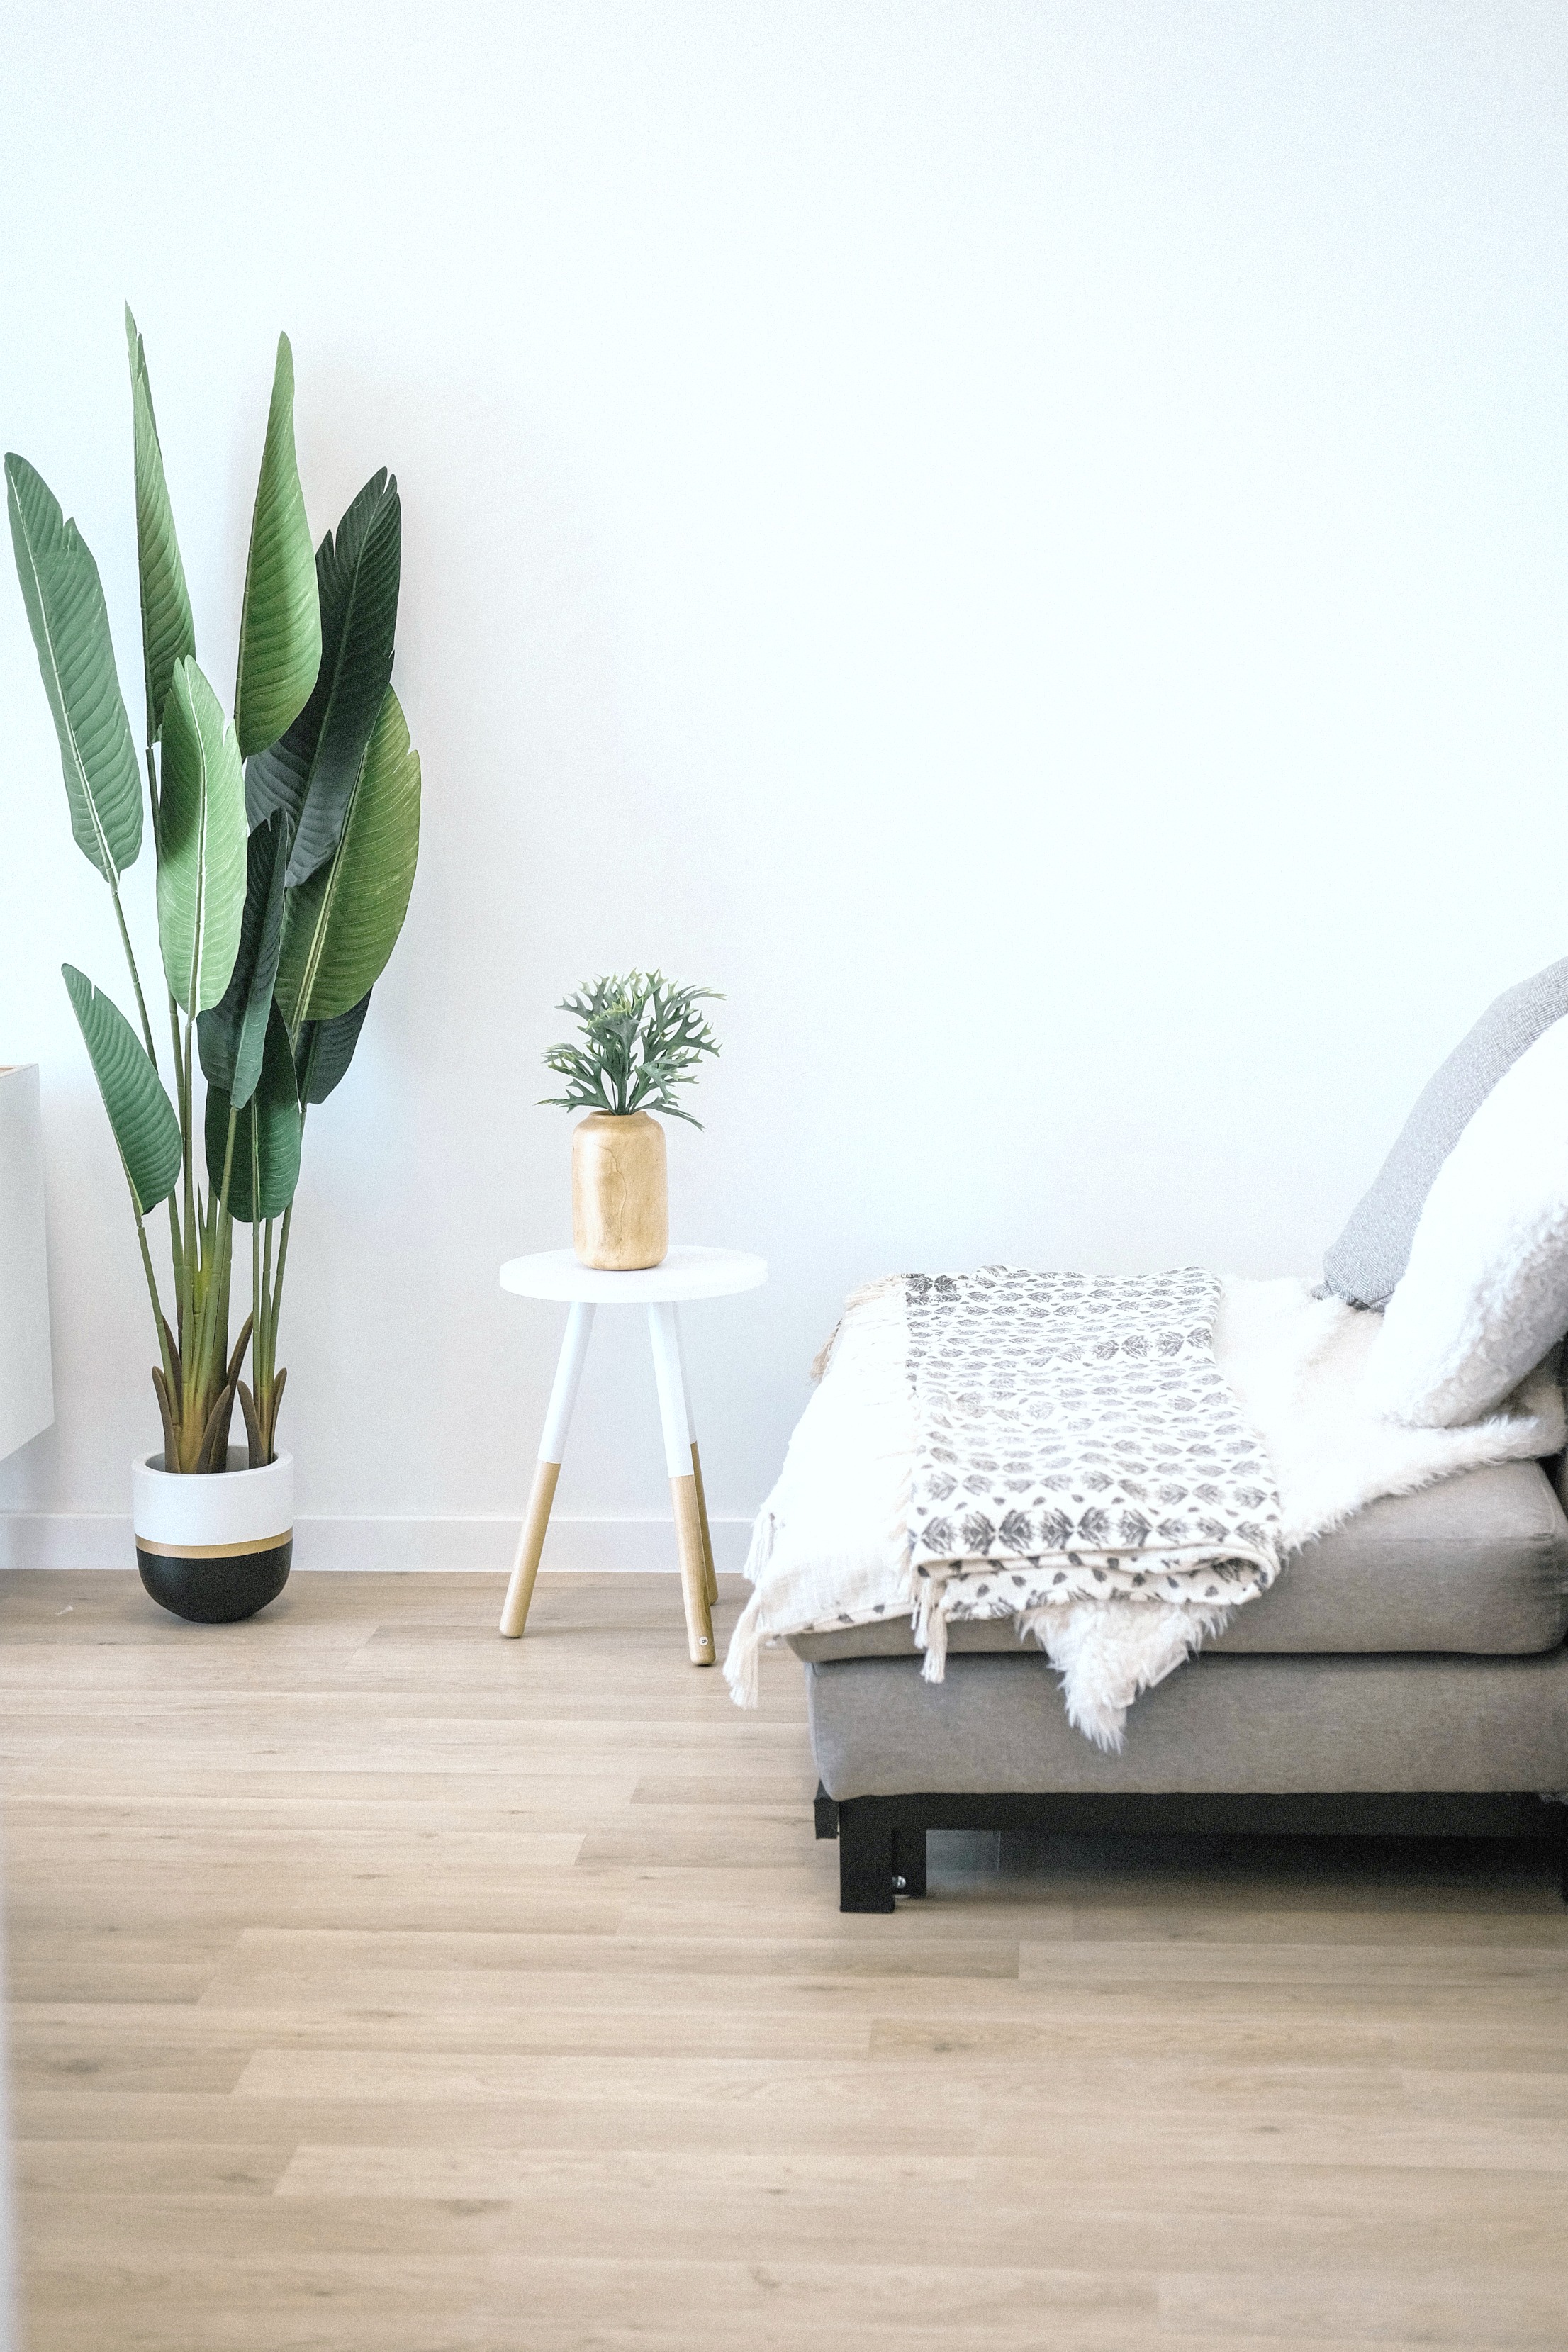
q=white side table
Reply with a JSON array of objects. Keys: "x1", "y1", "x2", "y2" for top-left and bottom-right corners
[{"x1": 498, "y1": 1245, "x2": 767, "y2": 1663}]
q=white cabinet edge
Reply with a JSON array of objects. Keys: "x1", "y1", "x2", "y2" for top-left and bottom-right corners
[{"x1": 0, "y1": 1065, "x2": 54, "y2": 1461}]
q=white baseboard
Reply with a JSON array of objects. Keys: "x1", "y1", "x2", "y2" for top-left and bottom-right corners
[{"x1": 0, "y1": 1513, "x2": 755, "y2": 1574}]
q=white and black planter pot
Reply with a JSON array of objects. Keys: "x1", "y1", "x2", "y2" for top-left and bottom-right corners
[{"x1": 132, "y1": 1448, "x2": 293, "y2": 1623}]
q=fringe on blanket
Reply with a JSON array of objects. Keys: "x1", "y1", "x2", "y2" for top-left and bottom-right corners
[
  {"x1": 912, "y1": 1576, "x2": 948, "y2": 1681},
  {"x1": 723, "y1": 1511, "x2": 778, "y2": 1709},
  {"x1": 909, "y1": 1570, "x2": 1236, "y2": 1750},
  {"x1": 729, "y1": 1522, "x2": 1234, "y2": 1749}
]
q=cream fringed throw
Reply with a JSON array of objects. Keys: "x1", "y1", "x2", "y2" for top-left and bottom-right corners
[{"x1": 724, "y1": 1270, "x2": 1565, "y2": 1749}]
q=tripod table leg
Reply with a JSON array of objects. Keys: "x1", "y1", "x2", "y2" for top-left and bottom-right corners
[
  {"x1": 674, "y1": 1312, "x2": 719, "y2": 1606},
  {"x1": 499, "y1": 1301, "x2": 595, "y2": 1638},
  {"x1": 648, "y1": 1301, "x2": 715, "y2": 1664}
]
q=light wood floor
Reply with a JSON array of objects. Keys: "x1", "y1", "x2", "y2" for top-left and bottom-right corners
[{"x1": 1, "y1": 1569, "x2": 1566, "y2": 2351}]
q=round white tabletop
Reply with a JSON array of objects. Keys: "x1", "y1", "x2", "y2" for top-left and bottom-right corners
[{"x1": 499, "y1": 1245, "x2": 767, "y2": 1304}]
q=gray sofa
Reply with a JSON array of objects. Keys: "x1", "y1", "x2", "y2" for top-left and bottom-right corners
[{"x1": 791, "y1": 1457, "x2": 1568, "y2": 1910}]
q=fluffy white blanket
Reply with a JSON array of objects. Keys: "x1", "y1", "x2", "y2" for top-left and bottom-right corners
[{"x1": 724, "y1": 1275, "x2": 1564, "y2": 1749}]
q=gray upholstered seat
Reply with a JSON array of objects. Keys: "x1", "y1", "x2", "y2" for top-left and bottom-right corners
[
  {"x1": 788, "y1": 1457, "x2": 1568, "y2": 1664},
  {"x1": 805, "y1": 1645, "x2": 1568, "y2": 1798}
]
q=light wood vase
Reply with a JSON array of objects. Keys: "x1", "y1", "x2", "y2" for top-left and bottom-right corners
[{"x1": 572, "y1": 1111, "x2": 668, "y2": 1270}]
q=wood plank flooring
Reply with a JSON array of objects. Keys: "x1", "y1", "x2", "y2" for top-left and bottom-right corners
[{"x1": 1, "y1": 1567, "x2": 1566, "y2": 2351}]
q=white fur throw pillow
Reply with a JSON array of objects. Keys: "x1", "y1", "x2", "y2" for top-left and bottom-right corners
[{"x1": 1363, "y1": 1012, "x2": 1568, "y2": 1427}]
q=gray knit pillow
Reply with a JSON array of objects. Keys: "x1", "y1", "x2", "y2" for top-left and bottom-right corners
[{"x1": 1323, "y1": 958, "x2": 1568, "y2": 1309}]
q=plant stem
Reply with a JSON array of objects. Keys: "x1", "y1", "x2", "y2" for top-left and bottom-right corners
[
  {"x1": 271, "y1": 1200, "x2": 293, "y2": 1345},
  {"x1": 135, "y1": 1208, "x2": 177, "y2": 1401},
  {"x1": 108, "y1": 862, "x2": 186, "y2": 1313},
  {"x1": 260, "y1": 1210, "x2": 273, "y2": 1380},
  {"x1": 167, "y1": 992, "x2": 184, "y2": 1111},
  {"x1": 258, "y1": 1073, "x2": 308, "y2": 1412},
  {"x1": 254, "y1": 1199, "x2": 276, "y2": 1457},
  {"x1": 110, "y1": 887, "x2": 158, "y2": 1073},
  {"x1": 151, "y1": 738, "x2": 184, "y2": 1301},
  {"x1": 218, "y1": 1102, "x2": 239, "y2": 1219},
  {"x1": 181, "y1": 1015, "x2": 196, "y2": 1301},
  {"x1": 191, "y1": 1107, "x2": 239, "y2": 1414},
  {"x1": 166, "y1": 974, "x2": 185, "y2": 1301}
]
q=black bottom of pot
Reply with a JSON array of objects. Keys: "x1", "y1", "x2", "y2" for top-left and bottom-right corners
[{"x1": 136, "y1": 1542, "x2": 293, "y2": 1623}]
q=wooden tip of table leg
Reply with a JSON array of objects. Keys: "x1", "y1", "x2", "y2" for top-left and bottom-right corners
[
  {"x1": 499, "y1": 1460, "x2": 561, "y2": 1638},
  {"x1": 690, "y1": 1440, "x2": 718, "y2": 1608},
  {"x1": 671, "y1": 1472, "x2": 716, "y2": 1667}
]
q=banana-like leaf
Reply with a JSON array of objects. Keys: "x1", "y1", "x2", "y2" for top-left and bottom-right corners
[
  {"x1": 157, "y1": 656, "x2": 247, "y2": 1014},
  {"x1": 197, "y1": 810, "x2": 289, "y2": 1107},
  {"x1": 205, "y1": 1003, "x2": 301, "y2": 1223},
  {"x1": 294, "y1": 989, "x2": 372, "y2": 1105},
  {"x1": 125, "y1": 307, "x2": 196, "y2": 744},
  {"x1": 234, "y1": 335, "x2": 320, "y2": 758},
  {"x1": 6, "y1": 454, "x2": 142, "y2": 885},
  {"x1": 62, "y1": 963, "x2": 181, "y2": 1214},
  {"x1": 247, "y1": 471, "x2": 401, "y2": 886},
  {"x1": 275, "y1": 688, "x2": 420, "y2": 1026}
]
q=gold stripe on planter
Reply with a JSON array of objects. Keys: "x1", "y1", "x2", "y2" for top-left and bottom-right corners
[{"x1": 135, "y1": 1529, "x2": 292, "y2": 1561}]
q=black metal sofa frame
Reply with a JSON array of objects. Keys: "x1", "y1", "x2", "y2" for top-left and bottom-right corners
[{"x1": 814, "y1": 1783, "x2": 1568, "y2": 1913}]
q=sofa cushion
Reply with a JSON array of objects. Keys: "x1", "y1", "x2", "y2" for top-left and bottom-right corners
[
  {"x1": 786, "y1": 1458, "x2": 1568, "y2": 1664},
  {"x1": 1322, "y1": 957, "x2": 1568, "y2": 1310},
  {"x1": 805, "y1": 1645, "x2": 1568, "y2": 1798},
  {"x1": 1360, "y1": 1013, "x2": 1568, "y2": 1427}
]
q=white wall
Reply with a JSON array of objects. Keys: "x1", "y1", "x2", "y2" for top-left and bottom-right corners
[{"x1": 2, "y1": 1, "x2": 1566, "y2": 1563}]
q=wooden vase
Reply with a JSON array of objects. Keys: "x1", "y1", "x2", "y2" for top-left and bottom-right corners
[{"x1": 571, "y1": 1111, "x2": 668, "y2": 1270}]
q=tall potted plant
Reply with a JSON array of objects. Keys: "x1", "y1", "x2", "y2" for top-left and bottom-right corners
[{"x1": 6, "y1": 310, "x2": 421, "y2": 1621}]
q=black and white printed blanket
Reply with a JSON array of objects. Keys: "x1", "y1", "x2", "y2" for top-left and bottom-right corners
[
  {"x1": 905, "y1": 1264, "x2": 1282, "y2": 1612},
  {"x1": 730, "y1": 1265, "x2": 1285, "y2": 1748}
]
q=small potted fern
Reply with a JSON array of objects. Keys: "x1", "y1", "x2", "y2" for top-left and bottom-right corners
[{"x1": 542, "y1": 973, "x2": 721, "y2": 1270}]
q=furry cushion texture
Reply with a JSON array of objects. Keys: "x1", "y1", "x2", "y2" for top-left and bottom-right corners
[
  {"x1": 1363, "y1": 1012, "x2": 1568, "y2": 1426},
  {"x1": 1323, "y1": 956, "x2": 1568, "y2": 1309}
]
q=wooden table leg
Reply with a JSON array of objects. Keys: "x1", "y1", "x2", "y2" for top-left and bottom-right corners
[
  {"x1": 689, "y1": 1443, "x2": 718, "y2": 1607},
  {"x1": 500, "y1": 1301, "x2": 595, "y2": 1638},
  {"x1": 648, "y1": 1301, "x2": 715, "y2": 1665},
  {"x1": 675, "y1": 1313, "x2": 719, "y2": 1606}
]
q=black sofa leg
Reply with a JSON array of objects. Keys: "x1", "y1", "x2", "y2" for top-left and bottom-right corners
[
  {"x1": 814, "y1": 1782, "x2": 839, "y2": 1840},
  {"x1": 838, "y1": 1800, "x2": 897, "y2": 1912}
]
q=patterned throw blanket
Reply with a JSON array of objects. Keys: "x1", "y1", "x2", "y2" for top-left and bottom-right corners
[
  {"x1": 724, "y1": 1265, "x2": 1564, "y2": 1747},
  {"x1": 904, "y1": 1266, "x2": 1282, "y2": 1671}
]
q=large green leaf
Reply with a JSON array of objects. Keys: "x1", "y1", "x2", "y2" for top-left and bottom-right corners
[
  {"x1": 246, "y1": 470, "x2": 401, "y2": 886},
  {"x1": 197, "y1": 810, "x2": 289, "y2": 1108},
  {"x1": 6, "y1": 454, "x2": 142, "y2": 885},
  {"x1": 156, "y1": 656, "x2": 247, "y2": 1014},
  {"x1": 294, "y1": 990, "x2": 372, "y2": 1105},
  {"x1": 124, "y1": 307, "x2": 196, "y2": 744},
  {"x1": 234, "y1": 334, "x2": 320, "y2": 758},
  {"x1": 275, "y1": 688, "x2": 420, "y2": 1026},
  {"x1": 205, "y1": 1003, "x2": 301, "y2": 1222},
  {"x1": 62, "y1": 963, "x2": 181, "y2": 1214}
]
